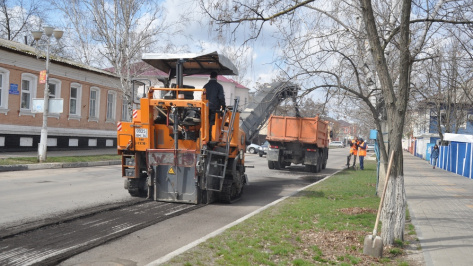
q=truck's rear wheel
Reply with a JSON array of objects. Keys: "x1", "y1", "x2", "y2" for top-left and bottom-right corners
[
  {"x1": 280, "y1": 163, "x2": 286, "y2": 169},
  {"x1": 315, "y1": 152, "x2": 323, "y2": 172},
  {"x1": 268, "y1": 161, "x2": 275, "y2": 169},
  {"x1": 273, "y1": 161, "x2": 281, "y2": 169}
]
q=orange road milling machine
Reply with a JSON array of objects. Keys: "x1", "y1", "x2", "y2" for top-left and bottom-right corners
[{"x1": 117, "y1": 52, "x2": 247, "y2": 204}]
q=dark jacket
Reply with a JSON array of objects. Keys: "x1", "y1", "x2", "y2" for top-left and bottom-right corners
[
  {"x1": 204, "y1": 79, "x2": 225, "y2": 111},
  {"x1": 431, "y1": 147, "x2": 439, "y2": 159}
]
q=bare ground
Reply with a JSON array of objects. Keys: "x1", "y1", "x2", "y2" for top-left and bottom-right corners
[{"x1": 293, "y1": 207, "x2": 425, "y2": 265}]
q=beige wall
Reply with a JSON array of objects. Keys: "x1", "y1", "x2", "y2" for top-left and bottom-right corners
[{"x1": 0, "y1": 51, "x2": 122, "y2": 137}]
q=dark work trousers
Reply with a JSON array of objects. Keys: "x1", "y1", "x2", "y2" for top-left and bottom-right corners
[
  {"x1": 359, "y1": 156, "x2": 365, "y2": 170},
  {"x1": 209, "y1": 110, "x2": 217, "y2": 141}
]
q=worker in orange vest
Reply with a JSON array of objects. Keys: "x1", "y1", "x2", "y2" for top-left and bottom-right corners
[
  {"x1": 358, "y1": 138, "x2": 367, "y2": 170},
  {"x1": 347, "y1": 137, "x2": 359, "y2": 167}
]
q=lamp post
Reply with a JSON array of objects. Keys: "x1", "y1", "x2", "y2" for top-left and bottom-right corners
[{"x1": 31, "y1": 26, "x2": 64, "y2": 162}]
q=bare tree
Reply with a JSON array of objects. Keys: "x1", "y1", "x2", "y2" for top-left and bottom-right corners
[
  {"x1": 411, "y1": 37, "x2": 473, "y2": 144},
  {"x1": 49, "y1": 0, "x2": 175, "y2": 116},
  {"x1": 198, "y1": 0, "x2": 473, "y2": 244},
  {"x1": 0, "y1": 0, "x2": 48, "y2": 43}
]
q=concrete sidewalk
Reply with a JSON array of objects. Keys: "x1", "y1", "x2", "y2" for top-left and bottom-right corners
[
  {"x1": 404, "y1": 151, "x2": 473, "y2": 266},
  {"x1": 0, "y1": 148, "x2": 117, "y2": 158},
  {"x1": 0, "y1": 148, "x2": 119, "y2": 172}
]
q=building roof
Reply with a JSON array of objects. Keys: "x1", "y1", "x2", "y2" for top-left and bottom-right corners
[{"x1": 0, "y1": 38, "x2": 118, "y2": 78}]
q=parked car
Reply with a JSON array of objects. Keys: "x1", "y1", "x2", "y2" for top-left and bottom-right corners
[
  {"x1": 258, "y1": 141, "x2": 269, "y2": 157},
  {"x1": 367, "y1": 143, "x2": 375, "y2": 152},
  {"x1": 329, "y1": 141, "x2": 345, "y2": 148},
  {"x1": 247, "y1": 143, "x2": 261, "y2": 154}
]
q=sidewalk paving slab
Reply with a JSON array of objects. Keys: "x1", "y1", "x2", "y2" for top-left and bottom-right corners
[{"x1": 404, "y1": 151, "x2": 473, "y2": 266}]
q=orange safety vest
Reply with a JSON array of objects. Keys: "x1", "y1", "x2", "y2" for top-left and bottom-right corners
[
  {"x1": 350, "y1": 140, "x2": 358, "y2": 155},
  {"x1": 358, "y1": 141, "x2": 367, "y2": 156}
]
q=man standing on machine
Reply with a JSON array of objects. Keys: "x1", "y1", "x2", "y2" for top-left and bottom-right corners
[{"x1": 204, "y1": 71, "x2": 226, "y2": 140}]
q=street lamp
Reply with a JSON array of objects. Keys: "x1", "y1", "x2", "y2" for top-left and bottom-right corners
[{"x1": 32, "y1": 26, "x2": 64, "y2": 162}]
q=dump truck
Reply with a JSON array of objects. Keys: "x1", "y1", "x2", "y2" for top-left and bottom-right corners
[
  {"x1": 266, "y1": 115, "x2": 329, "y2": 172},
  {"x1": 116, "y1": 52, "x2": 300, "y2": 204}
]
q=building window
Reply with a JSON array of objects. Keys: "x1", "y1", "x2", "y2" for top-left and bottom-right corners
[
  {"x1": 48, "y1": 78, "x2": 61, "y2": 99},
  {"x1": 21, "y1": 80, "x2": 31, "y2": 109},
  {"x1": 121, "y1": 98, "x2": 130, "y2": 121},
  {"x1": 69, "y1": 83, "x2": 82, "y2": 119},
  {"x1": 468, "y1": 114, "x2": 473, "y2": 123},
  {"x1": 89, "y1": 87, "x2": 100, "y2": 121},
  {"x1": 70, "y1": 87, "x2": 77, "y2": 114},
  {"x1": 439, "y1": 110, "x2": 447, "y2": 127},
  {"x1": 457, "y1": 110, "x2": 467, "y2": 129},
  {"x1": 20, "y1": 73, "x2": 37, "y2": 115},
  {"x1": 106, "y1": 90, "x2": 116, "y2": 122},
  {"x1": 0, "y1": 73, "x2": 2, "y2": 104},
  {"x1": 0, "y1": 67, "x2": 10, "y2": 114},
  {"x1": 47, "y1": 78, "x2": 62, "y2": 117}
]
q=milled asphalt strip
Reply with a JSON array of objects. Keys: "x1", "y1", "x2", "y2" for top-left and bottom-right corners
[{"x1": 147, "y1": 169, "x2": 343, "y2": 266}]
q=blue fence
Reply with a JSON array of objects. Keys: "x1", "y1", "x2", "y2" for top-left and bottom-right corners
[{"x1": 431, "y1": 142, "x2": 473, "y2": 179}]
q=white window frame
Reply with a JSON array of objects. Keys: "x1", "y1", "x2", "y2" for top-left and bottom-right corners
[
  {"x1": 69, "y1": 83, "x2": 82, "y2": 120},
  {"x1": 47, "y1": 78, "x2": 61, "y2": 118},
  {"x1": 0, "y1": 67, "x2": 10, "y2": 114},
  {"x1": 88, "y1": 87, "x2": 100, "y2": 122},
  {"x1": 48, "y1": 78, "x2": 61, "y2": 99},
  {"x1": 121, "y1": 97, "x2": 130, "y2": 121},
  {"x1": 106, "y1": 90, "x2": 117, "y2": 122},
  {"x1": 19, "y1": 73, "x2": 38, "y2": 116}
]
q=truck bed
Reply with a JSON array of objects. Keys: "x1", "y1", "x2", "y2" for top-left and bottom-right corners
[{"x1": 266, "y1": 115, "x2": 329, "y2": 148}]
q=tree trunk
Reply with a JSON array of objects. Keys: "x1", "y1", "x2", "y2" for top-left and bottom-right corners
[{"x1": 360, "y1": 0, "x2": 410, "y2": 244}]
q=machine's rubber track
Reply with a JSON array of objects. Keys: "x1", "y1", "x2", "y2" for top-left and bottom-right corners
[
  {"x1": 128, "y1": 188, "x2": 146, "y2": 197},
  {"x1": 219, "y1": 180, "x2": 241, "y2": 203}
]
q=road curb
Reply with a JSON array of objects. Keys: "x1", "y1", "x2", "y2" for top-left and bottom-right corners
[
  {"x1": 147, "y1": 169, "x2": 344, "y2": 265},
  {"x1": 0, "y1": 160, "x2": 121, "y2": 172}
]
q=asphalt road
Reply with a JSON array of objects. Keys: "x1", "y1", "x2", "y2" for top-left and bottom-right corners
[
  {"x1": 0, "y1": 165, "x2": 131, "y2": 229},
  {"x1": 60, "y1": 148, "x2": 348, "y2": 266},
  {"x1": 0, "y1": 147, "x2": 349, "y2": 265}
]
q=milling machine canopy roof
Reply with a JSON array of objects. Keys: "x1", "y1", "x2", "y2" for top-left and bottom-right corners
[{"x1": 142, "y1": 51, "x2": 238, "y2": 78}]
